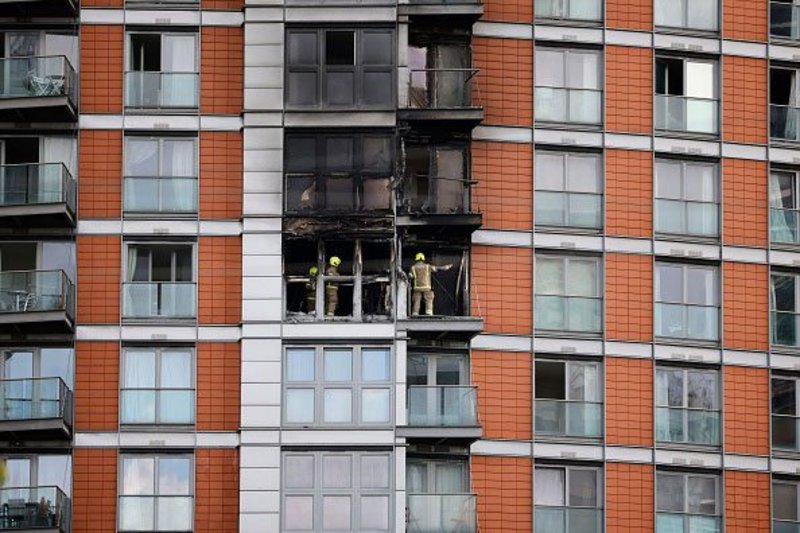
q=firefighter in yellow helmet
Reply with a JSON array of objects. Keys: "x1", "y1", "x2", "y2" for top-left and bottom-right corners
[
  {"x1": 306, "y1": 266, "x2": 318, "y2": 314},
  {"x1": 326, "y1": 256, "x2": 341, "y2": 316},
  {"x1": 410, "y1": 252, "x2": 452, "y2": 316}
]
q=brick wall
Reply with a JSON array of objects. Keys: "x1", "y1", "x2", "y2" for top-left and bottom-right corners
[
  {"x1": 195, "y1": 449, "x2": 240, "y2": 533},
  {"x1": 725, "y1": 471, "x2": 771, "y2": 533},
  {"x1": 200, "y1": 132, "x2": 243, "y2": 220},
  {"x1": 77, "y1": 236, "x2": 121, "y2": 324},
  {"x1": 197, "y1": 343, "x2": 241, "y2": 431},
  {"x1": 200, "y1": 27, "x2": 244, "y2": 115},
  {"x1": 606, "y1": 46, "x2": 653, "y2": 134},
  {"x1": 75, "y1": 342, "x2": 119, "y2": 431},
  {"x1": 724, "y1": 262, "x2": 769, "y2": 352},
  {"x1": 472, "y1": 350, "x2": 532, "y2": 440},
  {"x1": 473, "y1": 37, "x2": 533, "y2": 127},
  {"x1": 201, "y1": 0, "x2": 242, "y2": 9},
  {"x1": 606, "y1": 149, "x2": 653, "y2": 238},
  {"x1": 606, "y1": 0, "x2": 652, "y2": 30},
  {"x1": 72, "y1": 449, "x2": 117, "y2": 533},
  {"x1": 606, "y1": 357, "x2": 653, "y2": 447},
  {"x1": 483, "y1": 0, "x2": 532, "y2": 23},
  {"x1": 472, "y1": 141, "x2": 533, "y2": 230},
  {"x1": 723, "y1": 0, "x2": 768, "y2": 42},
  {"x1": 723, "y1": 158, "x2": 768, "y2": 248},
  {"x1": 606, "y1": 462, "x2": 654, "y2": 532},
  {"x1": 471, "y1": 245, "x2": 532, "y2": 334},
  {"x1": 606, "y1": 253, "x2": 653, "y2": 342},
  {"x1": 79, "y1": 130, "x2": 122, "y2": 219},
  {"x1": 80, "y1": 25, "x2": 123, "y2": 113},
  {"x1": 723, "y1": 56, "x2": 768, "y2": 145},
  {"x1": 724, "y1": 366, "x2": 770, "y2": 456},
  {"x1": 472, "y1": 455, "x2": 532, "y2": 532},
  {"x1": 198, "y1": 236, "x2": 242, "y2": 325}
]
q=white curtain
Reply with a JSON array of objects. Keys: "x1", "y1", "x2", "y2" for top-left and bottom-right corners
[
  {"x1": 534, "y1": 468, "x2": 565, "y2": 506},
  {"x1": 127, "y1": 246, "x2": 140, "y2": 282},
  {"x1": 770, "y1": 174, "x2": 795, "y2": 242},
  {"x1": 162, "y1": 36, "x2": 195, "y2": 73}
]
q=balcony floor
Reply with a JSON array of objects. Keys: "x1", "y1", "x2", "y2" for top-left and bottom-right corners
[
  {"x1": 0, "y1": 311, "x2": 74, "y2": 334},
  {"x1": 0, "y1": 204, "x2": 75, "y2": 230},
  {"x1": 398, "y1": 108, "x2": 484, "y2": 127},
  {"x1": 0, "y1": 418, "x2": 71, "y2": 441},
  {"x1": 0, "y1": 97, "x2": 77, "y2": 123},
  {"x1": 398, "y1": 316, "x2": 484, "y2": 341},
  {"x1": 397, "y1": 425, "x2": 482, "y2": 442}
]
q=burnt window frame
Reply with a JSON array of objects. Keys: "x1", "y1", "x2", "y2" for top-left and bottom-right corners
[{"x1": 400, "y1": 138, "x2": 471, "y2": 216}]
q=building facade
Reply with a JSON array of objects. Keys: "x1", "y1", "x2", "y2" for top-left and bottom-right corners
[{"x1": 0, "y1": 0, "x2": 793, "y2": 531}]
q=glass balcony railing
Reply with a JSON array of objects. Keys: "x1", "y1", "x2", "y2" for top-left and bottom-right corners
[
  {"x1": 535, "y1": 87, "x2": 602, "y2": 125},
  {"x1": 656, "y1": 407, "x2": 720, "y2": 445},
  {"x1": 0, "y1": 270, "x2": 74, "y2": 317},
  {"x1": 535, "y1": 0, "x2": 602, "y2": 21},
  {"x1": 407, "y1": 386, "x2": 478, "y2": 427},
  {"x1": 655, "y1": 303, "x2": 719, "y2": 341},
  {"x1": 534, "y1": 507, "x2": 602, "y2": 533},
  {"x1": 400, "y1": 175, "x2": 472, "y2": 216},
  {"x1": 407, "y1": 494, "x2": 476, "y2": 533},
  {"x1": 0, "y1": 56, "x2": 75, "y2": 104},
  {"x1": 123, "y1": 177, "x2": 198, "y2": 214},
  {"x1": 773, "y1": 311, "x2": 800, "y2": 346},
  {"x1": 118, "y1": 495, "x2": 192, "y2": 532},
  {"x1": 772, "y1": 2, "x2": 800, "y2": 39},
  {"x1": 125, "y1": 72, "x2": 199, "y2": 109},
  {"x1": 534, "y1": 295, "x2": 602, "y2": 333},
  {"x1": 535, "y1": 191, "x2": 602, "y2": 229},
  {"x1": 405, "y1": 69, "x2": 478, "y2": 109},
  {"x1": 773, "y1": 414, "x2": 800, "y2": 450},
  {"x1": 772, "y1": 105, "x2": 800, "y2": 141},
  {"x1": 0, "y1": 486, "x2": 70, "y2": 532},
  {"x1": 0, "y1": 163, "x2": 75, "y2": 213},
  {"x1": 775, "y1": 521, "x2": 800, "y2": 533},
  {"x1": 122, "y1": 282, "x2": 196, "y2": 319},
  {"x1": 0, "y1": 377, "x2": 72, "y2": 425},
  {"x1": 772, "y1": 208, "x2": 800, "y2": 244},
  {"x1": 656, "y1": 513, "x2": 721, "y2": 533},
  {"x1": 656, "y1": 95, "x2": 719, "y2": 135},
  {"x1": 655, "y1": 200, "x2": 718, "y2": 237},
  {"x1": 534, "y1": 400, "x2": 602, "y2": 438}
]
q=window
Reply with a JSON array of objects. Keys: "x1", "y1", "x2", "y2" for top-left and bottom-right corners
[
  {"x1": 284, "y1": 239, "x2": 392, "y2": 320},
  {"x1": 402, "y1": 142, "x2": 470, "y2": 215},
  {"x1": 655, "y1": 0, "x2": 718, "y2": 31},
  {"x1": 406, "y1": 39, "x2": 473, "y2": 109},
  {"x1": 534, "y1": 466, "x2": 602, "y2": 533},
  {"x1": 655, "y1": 263, "x2": 719, "y2": 341},
  {"x1": 286, "y1": 29, "x2": 394, "y2": 109},
  {"x1": 126, "y1": 33, "x2": 198, "y2": 109},
  {"x1": 655, "y1": 57, "x2": 718, "y2": 134},
  {"x1": 120, "y1": 348, "x2": 194, "y2": 425},
  {"x1": 535, "y1": 0, "x2": 602, "y2": 22},
  {"x1": 535, "y1": 360, "x2": 602, "y2": 439},
  {"x1": 119, "y1": 454, "x2": 193, "y2": 532},
  {"x1": 535, "y1": 150, "x2": 602, "y2": 229},
  {"x1": 771, "y1": 170, "x2": 800, "y2": 244},
  {"x1": 407, "y1": 353, "x2": 477, "y2": 427},
  {"x1": 283, "y1": 450, "x2": 392, "y2": 532},
  {"x1": 0, "y1": 454, "x2": 72, "y2": 527},
  {"x1": 0, "y1": 347, "x2": 73, "y2": 422},
  {"x1": 774, "y1": 479, "x2": 800, "y2": 531},
  {"x1": 284, "y1": 346, "x2": 392, "y2": 426},
  {"x1": 772, "y1": 0, "x2": 800, "y2": 40},
  {"x1": 656, "y1": 471, "x2": 720, "y2": 533},
  {"x1": 123, "y1": 244, "x2": 195, "y2": 319},
  {"x1": 403, "y1": 245, "x2": 470, "y2": 318},
  {"x1": 656, "y1": 367, "x2": 720, "y2": 446},
  {"x1": 407, "y1": 457, "x2": 475, "y2": 532},
  {"x1": 773, "y1": 376, "x2": 800, "y2": 451},
  {"x1": 535, "y1": 48, "x2": 602, "y2": 125},
  {"x1": 772, "y1": 272, "x2": 800, "y2": 347},
  {"x1": 285, "y1": 132, "x2": 393, "y2": 214},
  {"x1": 772, "y1": 67, "x2": 800, "y2": 141},
  {"x1": 124, "y1": 137, "x2": 197, "y2": 214},
  {"x1": 535, "y1": 255, "x2": 602, "y2": 333},
  {"x1": 655, "y1": 159, "x2": 718, "y2": 237}
]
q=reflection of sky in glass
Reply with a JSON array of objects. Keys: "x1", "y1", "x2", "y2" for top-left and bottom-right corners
[
  {"x1": 123, "y1": 457, "x2": 154, "y2": 495},
  {"x1": 158, "y1": 458, "x2": 190, "y2": 495},
  {"x1": 41, "y1": 348, "x2": 74, "y2": 388}
]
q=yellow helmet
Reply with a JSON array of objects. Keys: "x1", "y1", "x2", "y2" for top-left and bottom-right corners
[
  {"x1": 415, "y1": 252, "x2": 425, "y2": 261},
  {"x1": 329, "y1": 256, "x2": 342, "y2": 267},
  {"x1": 309, "y1": 266, "x2": 318, "y2": 276}
]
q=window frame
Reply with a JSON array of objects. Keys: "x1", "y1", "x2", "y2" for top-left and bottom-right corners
[
  {"x1": 772, "y1": 375, "x2": 800, "y2": 451},
  {"x1": 654, "y1": 158, "x2": 719, "y2": 238},
  {"x1": 771, "y1": 271, "x2": 800, "y2": 347},
  {"x1": 534, "y1": 358, "x2": 603, "y2": 439},
  {"x1": 534, "y1": 47, "x2": 603, "y2": 125},
  {"x1": 771, "y1": 169, "x2": 800, "y2": 244},
  {"x1": 534, "y1": 149, "x2": 603, "y2": 230},
  {"x1": 533, "y1": 0, "x2": 602, "y2": 22},
  {"x1": 655, "y1": 470, "x2": 721, "y2": 531},
  {"x1": 126, "y1": 32, "x2": 199, "y2": 74},
  {"x1": 122, "y1": 242, "x2": 197, "y2": 320},
  {"x1": 774, "y1": 478, "x2": 800, "y2": 526},
  {"x1": 655, "y1": 366, "x2": 721, "y2": 446},
  {"x1": 654, "y1": 262, "x2": 720, "y2": 341},
  {"x1": 533, "y1": 465, "x2": 603, "y2": 533},
  {"x1": 654, "y1": 0, "x2": 719, "y2": 31},
  {"x1": 655, "y1": 56, "x2": 719, "y2": 135},
  {"x1": 534, "y1": 254, "x2": 603, "y2": 334},
  {"x1": 123, "y1": 242, "x2": 196, "y2": 284}
]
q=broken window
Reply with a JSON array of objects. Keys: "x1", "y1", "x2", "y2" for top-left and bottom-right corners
[
  {"x1": 403, "y1": 246, "x2": 468, "y2": 317},
  {"x1": 407, "y1": 39, "x2": 472, "y2": 109},
  {"x1": 655, "y1": 57, "x2": 718, "y2": 134},
  {"x1": 285, "y1": 132, "x2": 394, "y2": 214},
  {"x1": 402, "y1": 143, "x2": 469, "y2": 215},
  {"x1": 285, "y1": 238, "x2": 392, "y2": 321}
]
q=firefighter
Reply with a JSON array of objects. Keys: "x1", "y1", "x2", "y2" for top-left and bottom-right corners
[
  {"x1": 305, "y1": 266, "x2": 318, "y2": 314},
  {"x1": 326, "y1": 256, "x2": 341, "y2": 316},
  {"x1": 410, "y1": 252, "x2": 452, "y2": 316}
]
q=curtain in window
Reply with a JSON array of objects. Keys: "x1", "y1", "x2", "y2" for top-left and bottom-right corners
[
  {"x1": 162, "y1": 141, "x2": 195, "y2": 212},
  {"x1": 771, "y1": 174, "x2": 795, "y2": 242},
  {"x1": 406, "y1": 462, "x2": 427, "y2": 493},
  {"x1": 789, "y1": 72, "x2": 799, "y2": 138}
]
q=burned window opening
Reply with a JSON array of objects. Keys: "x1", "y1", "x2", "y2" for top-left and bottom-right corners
[
  {"x1": 401, "y1": 139, "x2": 471, "y2": 215},
  {"x1": 402, "y1": 245, "x2": 469, "y2": 318}
]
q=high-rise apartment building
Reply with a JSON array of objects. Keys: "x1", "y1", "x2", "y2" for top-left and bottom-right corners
[{"x1": 0, "y1": 0, "x2": 793, "y2": 530}]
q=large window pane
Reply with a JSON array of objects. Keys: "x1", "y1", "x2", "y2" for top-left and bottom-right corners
[
  {"x1": 286, "y1": 389, "x2": 314, "y2": 423},
  {"x1": 324, "y1": 389, "x2": 352, "y2": 423},
  {"x1": 287, "y1": 349, "x2": 315, "y2": 381},
  {"x1": 534, "y1": 468, "x2": 565, "y2": 506},
  {"x1": 657, "y1": 474, "x2": 684, "y2": 512}
]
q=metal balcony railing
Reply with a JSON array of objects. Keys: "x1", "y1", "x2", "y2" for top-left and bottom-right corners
[
  {"x1": 0, "y1": 270, "x2": 74, "y2": 317},
  {"x1": 0, "y1": 486, "x2": 70, "y2": 532},
  {"x1": 0, "y1": 377, "x2": 72, "y2": 426},
  {"x1": 0, "y1": 163, "x2": 75, "y2": 213}
]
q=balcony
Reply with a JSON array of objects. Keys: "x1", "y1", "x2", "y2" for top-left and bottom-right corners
[
  {"x1": 406, "y1": 494, "x2": 476, "y2": 533},
  {"x1": 397, "y1": 175, "x2": 481, "y2": 231},
  {"x1": 399, "y1": 0, "x2": 482, "y2": 22},
  {"x1": 656, "y1": 407, "x2": 720, "y2": 446},
  {"x1": 0, "y1": 486, "x2": 70, "y2": 533},
  {"x1": 535, "y1": 88, "x2": 602, "y2": 126},
  {"x1": 772, "y1": 105, "x2": 800, "y2": 142},
  {"x1": 772, "y1": 1, "x2": 800, "y2": 40},
  {"x1": 0, "y1": 57, "x2": 76, "y2": 122},
  {"x1": 535, "y1": 400, "x2": 602, "y2": 439},
  {"x1": 0, "y1": 164, "x2": 76, "y2": 228},
  {"x1": 0, "y1": 270, "x2": 74, "y2": 334},
  {"x1": 125, "y1": 72, "x2": 198, "y2": 111},
  {"x1": 123, "y1": 177, "x2": 197, "y2": 216},
  {"x1": 399, "y1": 386, "x2": 481, "y2": 441},
  {"x1": 656, "y1": 95, "x2": 718, "y2": 136},
  {"x1": 399, "y1": 69, "x2": 483, "y2": 125},
  {"x1": 122, "y1": 282, "x2": 196, "y2": 320},
  {"x1": 0, "y1": 378, "x2": 72, "y2": 439}
]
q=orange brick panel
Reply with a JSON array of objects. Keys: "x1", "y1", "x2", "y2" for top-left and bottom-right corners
[
  {"x1": 471, "y1": 245, "x2": 532, "y2": 335},
  {"x1": 472, "y1": 350, "x2": 532, "y2": 440},
  {"x1": 606, "y1": 357, "x2": 653, "y2": 447},
  {"x1": 75, "y1": 342, "x2": 119, "y2": 431},
  {"x1": 77, "y1": 236, "x2": 121, "y2": 324},
  {"x1": 725, "y1": 471, "x2": 771, "y2": 533},
  {"x1": 606, "y1": 253, "x2": 653, "y2": 342},
  {"x1": 473, "y1": 37, "x2": 533, "y2": 127},
  {"x1": 80, "y1": 25, "x2": 123, "y2": 113},
  {"x1": 723, "y1": 262, "x2": 769, "y2": 351},
  {"x1": 472, "y1": 455, "x2": 532, "y2": 532},
  {"x1": 197, "y1": 343, "x2": 241, "y2": 431},
  {"x1": 606, "y1": 46, "x2": 653, "y2": 134},
  {"x1": 723, "y1": 158, "x2": 768, "y2": 248},
  {"x1": 472, "y1": 141, "x2": 533, "y2": 230},
  {"x1": 198, "y1": 236, "x2": 242, "y2": 325},
  {"x1": 483, "y1": 0, "x2": 532, "y2": 22},
  {"x1": 201, "y1": 0, "x2": 242, "y2": 9},
  {"x1": 195, "y1": 449, "x2": 239, "y2": 533},
  {"x1": 606, "y1": 149, "x2": 653, "y2": 238},
  {"x1": 79, "y1": 130, "x2": 122, "y2": 218},
  {"x1": 724, "y1": 0, "x2": 768, "y2": 42},
  {"x1": 72, "y1": 449, "x2": 117, "y2": 533},
  {"x1": 201, "y1": 27, "x2": 244, "y2": 114},
  {"x1": 606, "y1": 462, "x2": 654, "y2": 532},
  {"x1": 606, "y1": 0, "x2": 652, "y2": 30},
  {"x1": 200, "y1": 131, "x2": 243, "y2": 220},
  {"x1": 724, "y1": 366, "x2": 770, "y2": 455},
  {"x1": 723, "y1": 56, "x2": 768, "y2": 145}
]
